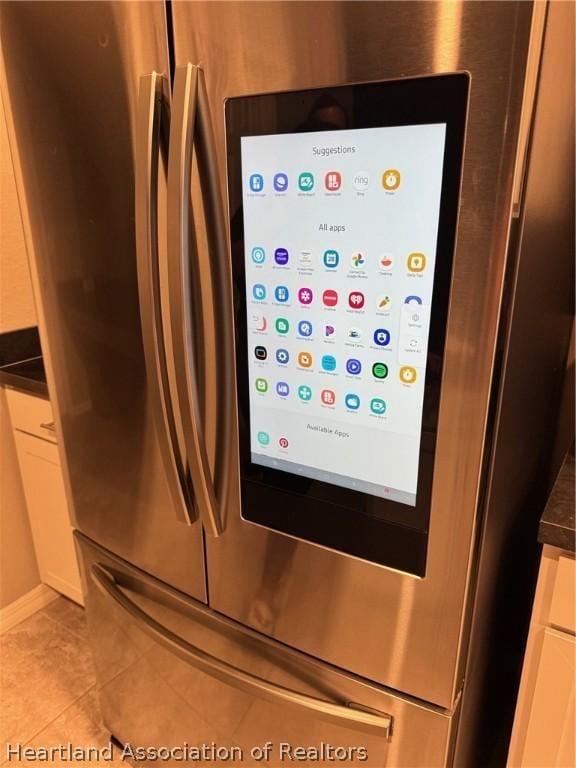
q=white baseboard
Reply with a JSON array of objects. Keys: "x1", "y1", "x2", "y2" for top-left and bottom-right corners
[{"x1": 0, "y1": 583, "x2": 59, "y2": 634}]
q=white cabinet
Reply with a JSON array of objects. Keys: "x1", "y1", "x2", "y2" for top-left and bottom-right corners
[
  {"x1": 508, "y1": 547, "x2": 575, "y2": 767},
  {"x1": 5, "y1": 388, "x2": 82, "y2": 604}
]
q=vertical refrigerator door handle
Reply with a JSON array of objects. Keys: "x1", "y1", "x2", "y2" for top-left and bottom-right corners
[
  {"x1": 166, "y1": 64, "x2": 220, "y2": 534},
  {"x1": 135, "y1": 72, "x2": 196, "y2": 525},
  {"x1": 195, "y1": 66, "x2": 235, "y2": 536},
  {"x1": 91, "y1": 563, "x2": 394, "y2": 740}
]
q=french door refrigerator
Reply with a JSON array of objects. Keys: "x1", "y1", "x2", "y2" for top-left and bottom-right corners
[{"x1": 2, "y1": 1, "x2": 573, "y2": 765}]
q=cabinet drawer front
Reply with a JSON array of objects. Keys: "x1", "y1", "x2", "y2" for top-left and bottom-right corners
[
  {"x1": 5, "y1": 387, "x2": 57, "y2": 443},
  {"x1": 550, "y1": 556, "x2": 575, "y2": 633}
]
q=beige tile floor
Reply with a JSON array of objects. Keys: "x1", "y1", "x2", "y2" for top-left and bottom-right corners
[{"x1": 0, "y1": 597, "x2": 125, "y2": 766}]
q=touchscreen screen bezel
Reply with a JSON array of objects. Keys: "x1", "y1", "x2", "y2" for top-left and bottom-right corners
[{"x1": 225, "y1": 73, "x2": 469, "y2": 576}]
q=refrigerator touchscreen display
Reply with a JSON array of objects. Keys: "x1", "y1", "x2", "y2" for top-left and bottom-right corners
[{"x1": 241, "y1": 124, "x2": 446, "y2": 506}]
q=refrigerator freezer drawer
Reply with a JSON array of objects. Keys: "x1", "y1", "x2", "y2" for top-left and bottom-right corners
[{"x1": 76, "y1": 533, "x2": 457, "y2": 767}]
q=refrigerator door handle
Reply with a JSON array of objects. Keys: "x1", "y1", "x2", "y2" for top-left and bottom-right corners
[
  {"x1": 166, "y1": 63, "x2": 220, "y2": 534},
  {"x1": 91, "y1": 563, "x2": 394, "y2": 740},
  {"x1": 195, "y1": 66, "x2": 235, "y2": 535},
  {"x1": 135, "y1": 72, "x2": 196, "y2": 525}
]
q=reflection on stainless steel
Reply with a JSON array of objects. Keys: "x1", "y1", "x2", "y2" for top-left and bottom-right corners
[{"x1": 2, "y1": 1, "x2": 574, "y2": 766}]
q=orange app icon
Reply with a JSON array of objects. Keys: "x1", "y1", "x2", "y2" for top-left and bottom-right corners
[
  {"x1": 407, "y1": 252, "x2": 427, "y2": 273},
  {"x1": 399, "y1": 366, "x2": 417, "y2": 384},
  {"x1": 382, "y1": 169, "x2": 401, "y2": 191},
  {"x1": 298, "y1": 351, "x2": 313, "y2": 368}
]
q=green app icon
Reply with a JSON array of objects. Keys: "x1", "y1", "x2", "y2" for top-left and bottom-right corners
[
  {"x1": 370, "y1": 398, "x2": 387, "y2": 415},
  {"x1": 257, "y1": 431, "x2": 270, "y2": 445},
  {"x1": 275, "y1": 317, "x2": 290, "y2": 334},
  {"x1": 372, "y1": 362, "x2": 389, "y2": 379},
  {"x1": 298, "y1": 172, "x2": 314, "y2": 192},
  {"x1": 298, "y1": 385, "x2": 312, "y2": 402},
  {"x1": 255, "y1": 378, "x2": 268, "y2": 393}
]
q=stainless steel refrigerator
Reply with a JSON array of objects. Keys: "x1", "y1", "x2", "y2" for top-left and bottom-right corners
[{"x1": 1, "y1": 1, "x2": 573, "y2": 765}]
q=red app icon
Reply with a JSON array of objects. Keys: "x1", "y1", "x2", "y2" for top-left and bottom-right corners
[
  {"x1": 324, "y1": 171, "x2": 341, "y2": 191},
  {"x1": 323, "y1": 289, "x2": 339, "y2": 307},
  {"x1": 321, "y1": 389, "x2": 336, "y2": 405},
  {"x1": 348, "y1": 291, "x2": 365, "y2": 309}
]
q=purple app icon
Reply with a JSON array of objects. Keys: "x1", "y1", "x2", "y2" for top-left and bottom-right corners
[{"x1": 274, "y1": 247, "x2": 289, "y2": 265}]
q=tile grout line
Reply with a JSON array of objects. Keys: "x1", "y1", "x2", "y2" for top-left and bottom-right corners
[
  {"x1": 20, "y1": 683, "x2": 102, "y2": 748},
  {"x1": 40, "y1": 606, "x2": 90, "y2": 645}
]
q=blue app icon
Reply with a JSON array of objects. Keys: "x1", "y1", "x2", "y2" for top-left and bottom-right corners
[
  {"x1": 345, "y1": 393, "x2": 360, "y2": 411},
  {"x1": 370, "y1": 398, "x2": 387, "y2": 415},
  {"x1": 275, "y1": 285, "x2": 289, "y2": 303},
  {"x1": 273, "y1": 173, "x2": 288, "y2": 192},
  {"x1": 404, "y1": 295, "x2": 423, "y2": 305},
  {"x1": 321, "y1": 355, "x2": 337, "y2": 372},
  {"x1": 276, "y1": 348, "x2": 290, "y2": 364},
  {"x1": 298, "y1": 385, "x2": 312, "y2": 402},
  {"x1": 373, "y1": 328, "x2": 391, "y2": 346},
  {"x1": 249, "y1": 174, "x2": 264, "y2": 192},
  {"x1": 252, "y1": 284, "x2": 266, "y2": 301},
  {"x1": 257, "y1": 431, "x2": 270, "y2": 446},
  {"x1": 251, "y1": 246, "x2": 266, "y2": 264},
  {"x1": 298, "y1": 320, "x2": 313, "y2": 337},
  {"x1": 323, "y1": 249, "x2": 340, "y2": 268},
  {"x1": 346, "y1": 358, "x2": 362, "y2": 375},
  {"x1": 274, "y1": 247, "x2": 289, "y2": 266},
  {"x1": 276, "y1": 381, "x2": 290, "y2": 397}
]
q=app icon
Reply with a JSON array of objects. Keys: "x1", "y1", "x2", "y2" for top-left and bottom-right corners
[
  {"x1": 370, "y1": 398, "x2": 387, "y2": 415},
  {"x1": 298, "y1": 172, "x2": 314, "y2": 192},
  {"x1": 372, "y1": 362, "x2": 389, "y2": 379},
  {"x1": 298, "y1": 385, "x2": 312, "y2": 402},
  {"x1": 353, "y1": 172, "x2": 369, "y2": 192},
  {"x1": 254, "y1": 346, "x2": 267, "y2": 361},
  {"x1": 274, "y1": 247, "x2": 289, "y2": 266},
  {"x1": 278, "y1": 436, "x2": 289, "y2": 449},
  {"x1": 407, "y1": 252, "x2": 427, "y2": 273},
  {"x1": 351, "y1": 252, "x2": 366, "y2": 268},
  {"x1": 323, "y1": 249, "x2": 340, "y2": 269},
  {"x1": 379, "y1": 255, "x2": 393, "y2": 270},
  {"x1": 257, "y1": 431, "x2": 270, "y2": 446},
  {"x1": 275, "y1": 317, "x2": 289, "y2": 334},
  {"x1": 274, "y1": 285, "x2": 289, "y2": 303},
  {"x1": 321, "y1": 389, "x2": 336, "y2": 405},
  {"x1": 255, "y1": 378, "x2": 268, "y2": 393},
  {"x1": 324, "y1": 171, "x2": 341, "y2": 191},
  {"x1": 373, "y1": 328, "x2": 391, "y2": 346},
  {"x1": 347, "y1": 327, "x2": 362, "y2": 341},
  {"x1": 249, "y1": 173, "x2": 264, "y2": 192},
  {"x1": 345, "y1": 393, "x2": 361, "y2": 410},
  {"x1": 273, "y1": 172, "x2": 288, "y2": 192},
  {"x1": 321, "y1": 355, "x2": 336, "y2": 372},
  {"x1": 251, "y1": 246, "x2": 266, "y2": 264},
  {"x1": 275, "y1": 348, "x2": 289, "y2": 364},
  {"x1": 298, "y1": 287, "x2": 314, "y2": 305},
  {"x1": 298, "y1": 250, "x2": 313, "y2": 267},
  {"x1": 298, "y1": 320, "x2": 313, "y2": 337},
  {"x1": 346, "y1": 358, "x2": 362, "y2": 375},
  {"x1": 324, "y1": 324, "x2": 336, "y2": 338},
  {"x1": 377, "y1": 295, "x2": 391, "y2": 311},
  {"x1": 250, "y1": 313, "x2": 267, "y2": 332},
  {"x1": 348, "y1": 291, "x2": 365, "y2": 309},
  {"x1": 399, "y1": 366, "x2": 417, "y2": 384},
  {"x1": 323, "y1": 289, "x2": 338, "y2": 307},
  {"x1": 382, "y1": 169, "x2": 401, "y2": 191},
  {"x1": 276, "y1": 381, "x2": 290, "y2": 397},
  {"x1": 252, "y1": 283, "x2": 266, "y2": 301},
  {"x1": 298, "y1": 352, "x2": 313, "y2": 368},
  {"x1": 404, "y1": 295, "x2": 423, "y2": 305}
]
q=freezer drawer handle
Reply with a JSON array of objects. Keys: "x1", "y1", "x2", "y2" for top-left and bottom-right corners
[
  {"x1": 135, "y1": 71, "x2": 196, "y2": 525},
  {"x1": 167, "y1": 63, "x2": 221, "y2": 535},
  {"x1": 91, "y1": 563, "x2": 393, "y2": 740},
  {"x1": 40, "y1": 421, "x2": 56, "y2": 433}
]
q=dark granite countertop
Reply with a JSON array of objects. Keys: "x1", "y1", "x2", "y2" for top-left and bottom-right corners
[
  {"x1": 538, "y1": 451, "x2": 575, "y2": 553},
  {"x1": 0, "y1": 326, "x2": 49, "y2": 398}
]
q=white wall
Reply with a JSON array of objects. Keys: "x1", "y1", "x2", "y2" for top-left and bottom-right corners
[{"x1": 0, "y1": 87, "x2": 41, "y2": 608}]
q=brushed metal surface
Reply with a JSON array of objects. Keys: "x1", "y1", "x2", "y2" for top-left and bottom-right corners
[
  {"x1": 77, "y1": 533, "x2": 456, "y2": 768},
  {"x1": 0, "y1": 1, "x2": 206, "y2": 600},
  {"x1": 172, "y1": 0, "x2": 534, "y2": 707}
]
